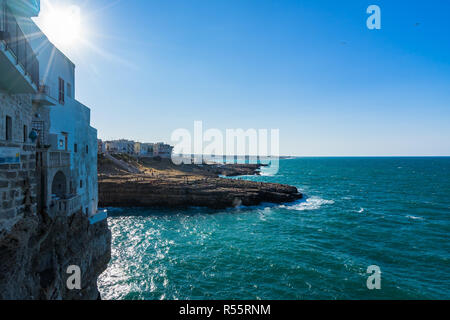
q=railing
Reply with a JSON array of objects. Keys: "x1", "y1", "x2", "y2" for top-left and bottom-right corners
[
  {"x1": 0, "y1": 4, "x2": 39, "y2": 87},
  {"x1": 47, "y1": 151, "x2": 71, "y2": 168},
  {"x1": 38, "y1": 84, "x2": 50, "y2": 95},
  {"x1": 38, "y1": 84, "x2": 57, "y2": 99},
  {"x1": 52, "y1": 194, "x2": 82, "y2": 216}
]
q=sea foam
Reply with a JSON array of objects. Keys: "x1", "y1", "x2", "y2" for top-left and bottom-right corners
[{"x1": 279, "y1": 197, "x2": 335, "y2": 211}]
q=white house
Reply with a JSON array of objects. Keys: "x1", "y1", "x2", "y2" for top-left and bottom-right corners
[
  {"x1": 13, "y1": 6, "x2": 99, "y2": 217},
  {"x1": 154, "y1": 142, "x2": 173, "y2": 158},
  {"x1": 104, "y1": 139, "x2": 134, "y2": 154}
]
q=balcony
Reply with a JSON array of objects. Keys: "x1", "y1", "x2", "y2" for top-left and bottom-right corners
[
  {"x1": 33, "y1": 84, "x2": 57, "y2": 106},
  {"x1": 0, "y1": 2, "x2": 39, "y2": 93},
  {"x1": 51, "y1": 194, "x2": 82, "y2": 217},
  {"x1": 43, "y1": 150, "x2": 71, "y2": 169}
]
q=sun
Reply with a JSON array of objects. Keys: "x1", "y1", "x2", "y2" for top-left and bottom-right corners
[{"x1": 38, "y1": 1, "x2": 83, "y2": 48}]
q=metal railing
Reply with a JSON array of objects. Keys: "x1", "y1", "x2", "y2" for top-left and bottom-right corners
[{"x1": 0, "y1": 3, "x2": 39, "y2": 87}]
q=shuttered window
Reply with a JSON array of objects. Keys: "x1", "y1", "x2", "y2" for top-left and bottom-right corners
[
  {"x1": 58, "y1": 77, "x2": 65, "y2": 105},
  {"x1": 5, "y1": 116, "x2": 12, "y2": 141}
]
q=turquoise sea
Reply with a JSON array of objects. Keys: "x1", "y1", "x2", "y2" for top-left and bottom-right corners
[{"x1": 98, "y1": 157, "x2": 450, "y2": 300}]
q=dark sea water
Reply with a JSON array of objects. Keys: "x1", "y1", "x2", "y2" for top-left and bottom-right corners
[{"x1": 98, "y1": 157, "x2": 450, "y2": 300}]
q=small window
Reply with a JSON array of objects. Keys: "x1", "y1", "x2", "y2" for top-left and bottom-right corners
[
  {"x1": 74, "y1": 143, "x2": 78, "y2": 153},
  {"x1": 5, "y1": 116, "x2": 12, "y2": 141},
  {"x1": 58, "y1": 77, "x2": 65, "y2": 105},
  {"x1": 80, "y1": 180, "x2": 83, "y2": 188},
  {"x1": 59, "y1": 139, "x2": 64, "y2": 148},
  {"x1": 86, "y1": 145, "x2": 89, "y2": 154},
  {"x1": 23, "y1": 125, "x2": 27, "y2": 143},
  {"x1": 67, "y1": 83, "x2": 72, "y2": 98}
]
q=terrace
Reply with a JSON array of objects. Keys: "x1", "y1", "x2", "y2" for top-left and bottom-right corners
[{"x1": 0, "y1": 1, "x2": 39, "y2": 93}]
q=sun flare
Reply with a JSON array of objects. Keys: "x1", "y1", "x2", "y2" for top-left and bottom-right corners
[{"x1": 38, "y1": 1, "x2": 83, "y2": 48}]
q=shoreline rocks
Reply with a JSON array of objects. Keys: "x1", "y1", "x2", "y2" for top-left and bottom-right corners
[{"x1": 98, "y1": 155, "x2": 302, "y2": 210}]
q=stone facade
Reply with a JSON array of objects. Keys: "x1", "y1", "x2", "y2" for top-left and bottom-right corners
[{"x1": 0, "y1": 93, "x2": 37, "y2": 235}]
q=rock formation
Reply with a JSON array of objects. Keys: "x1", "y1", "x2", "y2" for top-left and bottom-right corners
[
  {"x1": 0, "y1": 208, "x2": 111, "y2": 300},
  {"x1": 98, "y1": 155, "x2": 303, "y2": 209}
]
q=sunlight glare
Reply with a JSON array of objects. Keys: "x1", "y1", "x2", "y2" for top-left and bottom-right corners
[{"x1": 39, "y1": 2, "x2": 83, "y2": 48}]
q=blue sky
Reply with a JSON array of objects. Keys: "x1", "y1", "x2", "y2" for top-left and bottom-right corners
[{"x1": 38, "y1": 0, "x2": 450, "y2": 156}]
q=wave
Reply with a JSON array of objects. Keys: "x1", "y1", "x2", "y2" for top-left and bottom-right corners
[
  {"x1": 279, "y1": 196, "x2": 335, "y2": 211},
  {"x1": 406, "y1": 215, "x2": 424, "y2": 221}
]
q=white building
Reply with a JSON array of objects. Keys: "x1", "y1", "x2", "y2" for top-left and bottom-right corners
[
  {"x1": 134, "y1": 142, "x2": 154, "y2": 156},
  {"x1": 104, "y1": 139, "x2": 134, "y2": 154},
  {"x1": 8, "y1": 2, "x2": 99, "y2": 217},
  {"x1": 154, "y1": 142, "x2": 173, "y2": 158}
]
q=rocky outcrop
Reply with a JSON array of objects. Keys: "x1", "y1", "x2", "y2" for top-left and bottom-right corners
[
  {"x1": 0, "y1": 208, "x2": 111, "y2": 300},
  {"x1": 99, "y1": 175, "x2": 302, "y2": 209},
  {"x1": 97, "y1": 154, "x2": 302, "y2": 209}
]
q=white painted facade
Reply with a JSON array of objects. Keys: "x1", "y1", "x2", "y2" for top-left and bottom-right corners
[
  {"x1": 154, "y1": 142, "x2": 173, "y2": 158},
  {"x1": 16, "y1": 16, "x2": 98, "y2": 216},
  {"x1": 104, "y1": 139, "x2": 134, "y2": 154},
  {"x1": 134, "y1": 142, "x2": 154, "y2": 156}
]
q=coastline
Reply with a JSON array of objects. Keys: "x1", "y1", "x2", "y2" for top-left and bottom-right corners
[{"x1": 98, "y1": 154, "x2": 303, "y2": 210}]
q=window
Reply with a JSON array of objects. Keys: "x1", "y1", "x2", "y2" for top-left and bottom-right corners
[
  {"x1": 23, "y1": 125, "x2": 27, "y2": 143},
  {"x1": 5, "y1": 116, "x2": 12, "y2": 141},
  {"x1": 86, "y1": 145, "x2": 89, "y2": 154},
  {"x1": 62, "y1": 132, "x2": 68, "y2": 151},
  {"x1": 74, "y1": 143, "x2": 78, "y2": 153},
  {"x1": 58, "y1": 77, "x2": 65, "y2": 105},
  {"x1": 67, "y1": 83, "x2": 72, "y2": 98},
  {"x1": 59, "y1": 139, "x2": 64, "y2": 148},
  {"x1": 80, "y1": 180, "x2": 83, "y2": 188}
]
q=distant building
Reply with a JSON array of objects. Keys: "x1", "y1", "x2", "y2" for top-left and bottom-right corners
[
  {"x1": 104, "y1": 139, "x2": 134, "y2": 154},
  {"x1": 98, "y1": 139, "x2": 105, "y2": 154},
  {"x1": 133, "y1": 142, "x2": 142, "y2": 155},
  {"x1": 154, "y1": 143, "x2": 173, "y2": 158},
  {"x1": 104, "y1": 140, "x2": 172, "y2": 158},
  {"x1": 141, "y1": 143, "x2": 155, "y2": 156}
]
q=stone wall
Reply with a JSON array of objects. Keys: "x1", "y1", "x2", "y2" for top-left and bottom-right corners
[{"x1": 0, "y1": 93, "x2": 37, "y2": 236}]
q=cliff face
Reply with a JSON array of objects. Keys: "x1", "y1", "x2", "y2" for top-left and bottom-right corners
[
  {"x1": 99, "y1": 177, "x2": 302, "y2": 209},
  {"x1": 98, "y1": 155, "x2": 303, "y2": 210},
  {"x1": 0, "y1": 208, "x2": 111, "y2": 300}
]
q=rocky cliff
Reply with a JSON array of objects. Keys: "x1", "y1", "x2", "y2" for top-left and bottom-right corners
[
  {"x1": 99, "y1": 176, "x2": 302, "y2": 209},
  {"x1": 98, "y1": 155, "x2": 303, "y2": 209},
  {"x1": 0, "y1": 208, "x2": 111, "y2": 300}
]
